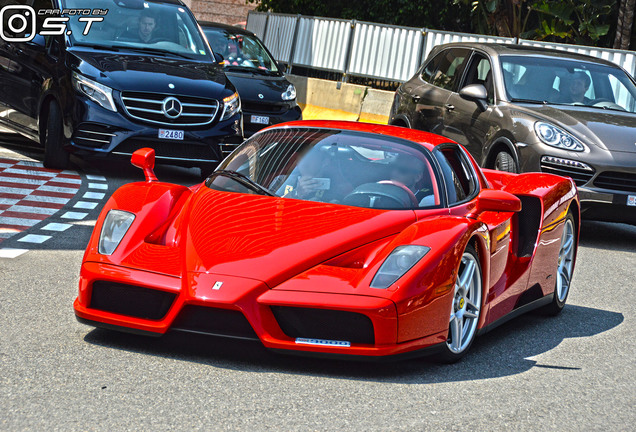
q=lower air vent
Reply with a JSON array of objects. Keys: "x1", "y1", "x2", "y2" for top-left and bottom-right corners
[
  {"x1": 540, "y1": 156, "x2": 595, "y2": 186},
  {"x1": 113, "y1": 138, "x2": 219, "y2": 162},
  {"x1": 271, "y1": 306, "x2": 375, "y2": 345},
  {"x1": 171, "y1": 305, "x2": 258, "y2": 340},
  {"x1": 89, "y1": 281, "x2": 176, "y2": 320},
  {"x1": 73, "y1": 124, "x2": 116, "y2": 147},
  {"x1": 594, "y1": 171, "x2": 636, "y2": 193}
]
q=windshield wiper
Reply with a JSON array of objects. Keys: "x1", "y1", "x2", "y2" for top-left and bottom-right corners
[
  {"x1": 509, "y1": 98, "x2": 548, "y2": 105},
  {"x1": 72, "y1": 42, "x2": 120, "y2": 51},
  {"x1": 115, "y1": 46, "x2": 193, "y2": 60},
  {"x1": 225, "y1": 65, "x2": 276, "y2": 75},
  {"x1": 208, "y1": 170, "x2": 276, "y2": 197}
]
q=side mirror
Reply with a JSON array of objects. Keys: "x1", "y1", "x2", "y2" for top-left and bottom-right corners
[
  {"x1": 131, "y1": 148, "x2": 158, "y2": 182},
  {"x1": 278, "y1": 62, "x2": 287, "y2": 74},
  {"x1": 472, "y1": 189, "x2": 521, "y2": 215},
  {"x1": 459, "y1": 84, "x2": 488, "y2": 111},
  {"x1": 213, "y1": 52, "x2": 224, "y2": 63}
]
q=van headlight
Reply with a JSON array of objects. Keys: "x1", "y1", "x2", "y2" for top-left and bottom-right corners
[
  {"x1": 281, "y1": 84, "x2": 296, "y2": 101},
  {"x1": 370, "y1": 245, "x2": 430, "y2": 289},
  {"x1": 534, "y1": 122, "x2": 585, "y2": 152},
  {"x1": 98, "y1": 210, "x2": 135, "y2": 255},
  {"x1": 221, "y1": 92, "x2": 240, "y2": 121},
  {"x1": 72, "y1": 72, "x2": 117, "y2": 112}
]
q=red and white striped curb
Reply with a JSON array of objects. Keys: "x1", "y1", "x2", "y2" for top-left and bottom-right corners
[{"x1": 0, "y1": 158, "x2": 108, "y2": 258}]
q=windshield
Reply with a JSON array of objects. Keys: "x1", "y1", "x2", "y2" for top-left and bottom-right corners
[
  {"x1": 61, "y1": 0, "x2": 211, "y2": 60},
  {"x1": 207, "y1": 128, "x2": 441, "y2": 210},
  {"x1": 501, "y1": 55, "x2": 636, "y2": 113},
  {"x1": 202, "y1": 28, "x2": 278, "y2": 73}
]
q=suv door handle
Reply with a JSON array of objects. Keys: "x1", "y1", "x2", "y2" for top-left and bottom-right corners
[
  {"x1": 445, "y1": 104, "x2": 455, "y2": 111},
  {"x1": 412, "y1": 95, "x2": 421, "y2": 103}
]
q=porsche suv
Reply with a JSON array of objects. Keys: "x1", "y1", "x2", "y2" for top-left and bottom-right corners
[
  {"x1": 0, "y1": 0, "x2": 242, "y2": 170},
  {"x1": 390, "y1": 43, "x2": 636, "y2": 224}
]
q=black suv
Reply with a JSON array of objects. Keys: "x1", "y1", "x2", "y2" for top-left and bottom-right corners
[{"x1": 0, "y1": 0, "x2": 242, "y2": 169}]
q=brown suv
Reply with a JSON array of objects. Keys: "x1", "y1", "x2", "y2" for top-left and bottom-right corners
[{"x1": 390, "y1": 43, "x2": 636, "y2": 225}]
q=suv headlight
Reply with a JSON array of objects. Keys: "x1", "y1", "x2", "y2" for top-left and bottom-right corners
[
  {"x1": 98, "y1": 210, "x2": 135, "y2": 255},
  {"x1": 221, "y1": 92, "x2": 240, "y2": 121},
  {"x1": 534, "y1": 122, "x2": 585, "y2": 152},
  {"x1": 281, "y1": 84, "x2": 296, "y2": 101},
  {"x1": 72, "y1": 72, "x2": 117, "y2": 112},
  {"x1": 370, "y1": 245, "x2": 430, "y2": 289}
]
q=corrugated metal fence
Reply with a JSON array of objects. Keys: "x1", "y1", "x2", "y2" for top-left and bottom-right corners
[{"x1": 247, "y1": 11, "x2": 636, "y2": 83}]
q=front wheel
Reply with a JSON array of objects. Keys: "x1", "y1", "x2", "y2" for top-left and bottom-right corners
[
  {"x1": 540, "y1": 210, "x2": 576, "y2": 315},
  {"x1": 437, "y1": 244, "x2": 483, "y2": 363},
  {"x1": 494, "y1": 150, "x2": 517, "y2": 173},
  {"x1": 42, "y1": 100, "x2": 70, "y2": 169}
]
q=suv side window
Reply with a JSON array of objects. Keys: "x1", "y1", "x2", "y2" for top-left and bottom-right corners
[
  {"x1": 430, "y1": 48, "x2": 470, "y2": 91},
  {"x1": 421, "y1": 52, "x2": 443, "y2": 83},
  {"x1": 433, "y1": 146, "x2": 477, "y2": 205}
]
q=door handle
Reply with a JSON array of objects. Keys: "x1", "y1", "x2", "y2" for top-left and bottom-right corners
[
  {"x1": 412, "y1": 95, "x2": 421, "y2": 103},
  {"x1": 445, "y1": 104, "x2": 455, "y2": 111}
]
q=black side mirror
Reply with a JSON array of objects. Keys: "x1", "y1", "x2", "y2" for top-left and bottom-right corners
[
  {"x1": 278, "y1": 62, "x2": 287, "y2": 74},
  {"x1": 459, "y1": 84, "x2": 488, "y2": 111},
  {"x1": 213, "y1": 52, "x2": 224, "y2": 63}
]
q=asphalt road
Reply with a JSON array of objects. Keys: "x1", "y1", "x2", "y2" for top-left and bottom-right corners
[{"x1": 1, "y1": 137, "x2": 635, "y2": 431}]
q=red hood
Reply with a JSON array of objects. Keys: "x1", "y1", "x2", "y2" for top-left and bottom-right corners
[{"x1": 183, "y1": 189, "x2": 416, "y2": 287}]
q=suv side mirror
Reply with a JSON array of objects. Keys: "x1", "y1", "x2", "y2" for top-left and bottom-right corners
[
  {"x1": 459, "y1": 84, "x2": 488, "y2": 111},
  {"x1": 131, "y1": 148, "x2": 158, "y2": 182},
  {"x1": 472, "y1": 189, "x2": 521, "y2": 216}
]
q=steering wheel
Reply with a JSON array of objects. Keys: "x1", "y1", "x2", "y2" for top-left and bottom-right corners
[
  {"x1": 343, "y1": 181, "x2": 419, "y2": 209},
  {"x1": 591, "y1": 98, "x2": 625, "y2": 111}
]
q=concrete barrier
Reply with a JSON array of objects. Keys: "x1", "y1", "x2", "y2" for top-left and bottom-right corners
[{"x1": 286, "y1": 75, "x2": 393, "y2": 124}]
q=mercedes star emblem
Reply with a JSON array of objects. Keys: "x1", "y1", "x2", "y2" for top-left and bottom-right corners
[{"x1": 162, "y1": 97, "x2": 183, "y2": 119}]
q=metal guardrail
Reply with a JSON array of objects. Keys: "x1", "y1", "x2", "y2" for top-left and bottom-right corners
[{"x1": 247, "y1": 11, "x2": 636, "y2": 82}]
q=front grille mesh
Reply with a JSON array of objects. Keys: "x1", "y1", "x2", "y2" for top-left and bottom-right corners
[
  {"x1": 89, "y1": 281, "x2": 176, "y2": 320},
  {"x1": 171, "y1": 305, "x2": 258, "y2": 340},
  {"x1": 121, "y1": 92, "x2": 219, "y2": 126},
  {"x1": 594, "y1": 171, "x2": 636, "y2": 193},
  {"x1": 540, "y1": 161, "x2": 594, "y2": 186}
]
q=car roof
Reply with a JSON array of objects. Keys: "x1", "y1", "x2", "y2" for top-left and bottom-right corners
[
  {"x1": 263, "y1": 120, "x2": 454, "y2": 151},
  {"x1": 433, "y1": 42, "x2": 622, "y2": 69},
  {"x1": 198, "y1": 21, "x2": 256, "y2": 37}
]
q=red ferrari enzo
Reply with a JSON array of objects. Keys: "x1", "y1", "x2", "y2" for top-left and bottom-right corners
[{"x1": 74, "y1": 121, "x2": 579, "y2": 362}]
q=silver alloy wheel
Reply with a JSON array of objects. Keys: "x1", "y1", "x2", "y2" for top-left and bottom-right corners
[
  {"x1": 556, "y1": 218, "x2": 575, "y2": 302},
  {"x1": 447, "y1": 252, "x2": 482, "y2": 354}
]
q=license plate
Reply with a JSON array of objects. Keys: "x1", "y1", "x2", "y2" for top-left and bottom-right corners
[
  {"x1": 251, "y1": 115, "x2": 269, "y2": 125},
  {"x1": 158, "y1": 129, "x2": 184, "y2": 140},
  {"x1": 628, "y1": 195, "x2": 636, "y2": 206}
]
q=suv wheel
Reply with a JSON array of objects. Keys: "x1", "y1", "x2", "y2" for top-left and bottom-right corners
[
  {"x1": 494, "y1": 150, "x2": 517, "y2": 173},
  {"x1": 43, "y1": 101, "x2": 70, "y2": 169}
]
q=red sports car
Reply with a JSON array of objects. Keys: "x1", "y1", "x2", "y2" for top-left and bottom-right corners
[{"x1": 74, "y1": 121, "x2": 579, "y2": 362}]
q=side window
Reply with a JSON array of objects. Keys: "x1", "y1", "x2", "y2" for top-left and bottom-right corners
[
  {"x1": 434, "y1": 146, "x2": 477, "y2": 205},
  {"x1": 430, "y1": 48, "x2": 470, "y2": 91},
  {"x1": 463, "y1": 53, "x2": 493, "y2": 104},
  {"x1": 421, "y1": 52, "x2": 443, "y2": 83}
]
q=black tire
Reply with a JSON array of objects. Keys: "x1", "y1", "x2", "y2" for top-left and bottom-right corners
[
  {"x1": 494, "y1": 150, "x2": 517, "y2": 173},
  {"x1": 436, "y1": 243, "x2": 483, "y2": 363},
  {"x1": 540, "y1": 209, "x2": 577, "y2": 316},
  {"x1": 42, "y1": 100, "x2": 70, "y2": 169}
]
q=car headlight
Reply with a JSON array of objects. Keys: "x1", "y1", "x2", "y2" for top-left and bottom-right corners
[
  {"x1": 98, "y1": 210, "x2": 135, "y2": 255},
  {"x1": 534, "y1": 122, "x2": 585, "y2": 152},
  {"x1": 221, "y1": 92, "x2": 240, "y2": 121},
  {"x1": 281, "y1": 84, "x2": 296, "y2": 101},
  {"x1": 72, "y1": 72, "x2": 117, "y2": 112},
  {"x1": 370, "y1": 245, "x2": 430, "y2": 289}
]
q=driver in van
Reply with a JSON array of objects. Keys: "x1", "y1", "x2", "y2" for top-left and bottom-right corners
[{"x1": 120, "y1": 9, "x2": 159, "y2": 43}]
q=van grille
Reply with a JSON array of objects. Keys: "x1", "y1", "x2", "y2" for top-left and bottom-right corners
[{"x1": 120, "y1": 92, "x2": 219, "y2": 126}]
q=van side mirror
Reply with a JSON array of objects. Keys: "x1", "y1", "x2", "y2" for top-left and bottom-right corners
[
  {"x1": 459, "y1": 84, "x2": 488, "y2": 111},
  {"x1": 131, "y1": 148, "x2": 158, "y2": 182},
  {"x1": 278, "y1": 62, "x2": 287, "y2": 74},
  {"x1": 213, "y1": 52, "x2": 224, "y2": 63}
]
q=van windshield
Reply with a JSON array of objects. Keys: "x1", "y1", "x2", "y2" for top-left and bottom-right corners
[
  {"x1": 61, "y1": 0, "x2": 211, "y2": 60},
  {"x1": 202, "y1": 27, "x2": 279, "y2": 74}
]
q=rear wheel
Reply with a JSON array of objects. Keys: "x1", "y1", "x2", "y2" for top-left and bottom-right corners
[
  {"x1": 437, "y1": 244, "x2": 482, "y2": 363},
  {"x1": 42, "y1": 100, "x2": 70, "y2": 169},
  {"x1": 494, "y1": 150, "x2": 517, "y2": 173},
  {"x1": 541, "y1": 210, "x2": 576, "y2": 315}
]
